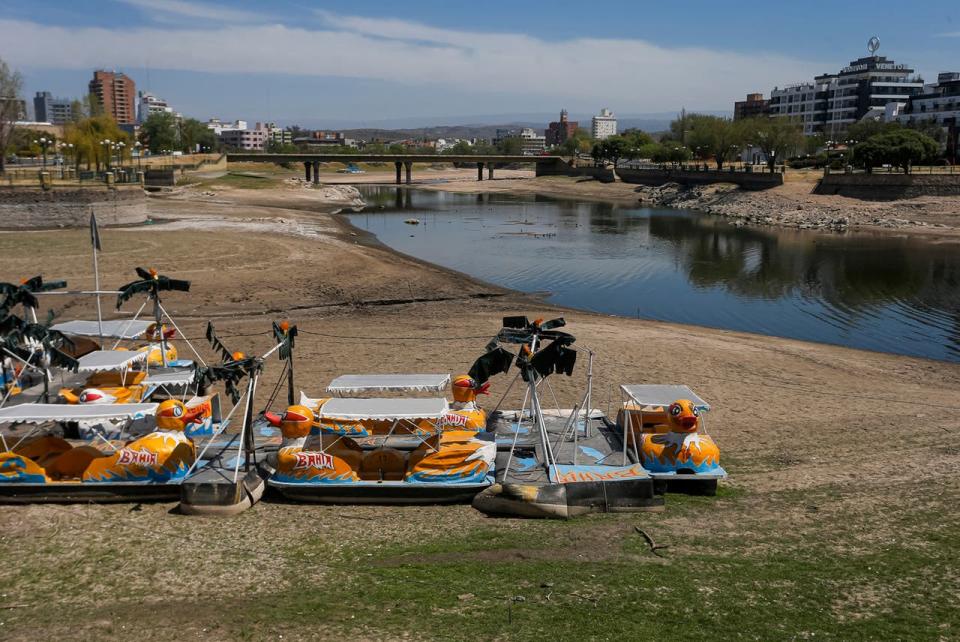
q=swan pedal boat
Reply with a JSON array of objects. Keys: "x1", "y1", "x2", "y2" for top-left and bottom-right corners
[
  {"x1": 0, "y1": 397, "x2": 229, "y2": 503},
  {"x1": 617, "y1": 384, "x2": 726, "y2": 494},
  {"x1": 262, "y1": 373, "x2": 495, "y2": 504}
]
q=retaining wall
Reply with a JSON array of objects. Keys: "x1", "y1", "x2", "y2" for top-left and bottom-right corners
[
  {"x1": 0, "y1": 186, "x2": 147, "y2": 229},
  {"x1": 814, "y1": 173, "x2": 960, "y2": 200},
  {"x1": 536, "y1": 162, "x2": 782, "y2": 190}
]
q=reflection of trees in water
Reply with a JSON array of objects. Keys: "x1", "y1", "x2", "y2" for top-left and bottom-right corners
[{"x1": 646, "y1": 214, "x2": 960, "y2": 326}]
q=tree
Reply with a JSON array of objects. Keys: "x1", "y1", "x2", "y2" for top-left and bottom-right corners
[
  {"x1": 558, "y1": 128, "x2": 593, "y2": 156},
  {"x1": 443, "y1": 140, "x2": 474, "y2": 155},
  {"x1": 179, "y1": 118, "x2": 217, "y2": 152},
  {"x1": 495, "y1": 137, "x2": 522, "y2": 155},
  {"x1": 851, "y1": 129, "x2": 939, "y2": 174},
  {"x1": 63, "y1": 114, "x2": 131, "y2": 171},
  {"x1": 591, "y1": 136, "x2": 634, "y2": 168},
  {"x1": 651, "y1": 141, "x2": 692, "y2": 165},
  {"x1": 742, "y1": 117, "x2": 804, "y2": 172},
  {"x1": 685, "y1": 115, "x2": 743, "y2": 169},
  {"x1": 139, "y1": 112, "x2": 178, "y2": 153},
  {"x1": 0, "y1": 57, "x2": 24, "y2": 173}
]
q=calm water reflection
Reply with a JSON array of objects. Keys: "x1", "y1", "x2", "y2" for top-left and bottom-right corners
[{"x1": 349, "y1": 186, "x2": 960, "y2": 362}]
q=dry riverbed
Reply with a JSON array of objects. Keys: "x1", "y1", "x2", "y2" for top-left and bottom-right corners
[{"x1": 0, "y1": 181, "x2": 956, "y2": 640}]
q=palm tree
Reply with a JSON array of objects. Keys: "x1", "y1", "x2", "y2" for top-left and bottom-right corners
[{"x1": 116, "y1": 267, "x2": 190, "y2": 367}]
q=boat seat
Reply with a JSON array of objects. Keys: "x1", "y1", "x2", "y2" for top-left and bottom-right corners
[
  {"x1": 14, "y1": 436, "x2": 73, "y2": 468},
  {"x1": 45, "y1": 446, "x2": 106, "y2": 480},
  {"x1": 303, "y1": 434, "x2": 363, "y2": 472},
  {"x1": 360, "y1": 448, "x2": 407, "y2": 481}
]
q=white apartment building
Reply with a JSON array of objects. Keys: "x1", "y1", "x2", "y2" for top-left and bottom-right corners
[
  {"x1": 897, "y1": 72, "x2": 960, "y2": 128},
  {"x1": 218, "y1": 121, "x2": 268, "y2": 150},
  {"x1": 770, "y1": 54, "x2": 924, "y2": 138},
  {"x1": 137, "y1": 92, "x2": 180, "y2": 124},
  {"x1": 591, "y1": 108, "x2": 617, "y2": 140},
  {"x1": 518, "y1": 127, "x2": 546, "y2": 155},
  {"x1": 206, "y1": 118, "x2": 248, "y2": 135}
]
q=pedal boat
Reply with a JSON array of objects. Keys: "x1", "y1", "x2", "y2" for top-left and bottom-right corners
[
  {"x1": 617, "y1": 384, "x2": 726, "y2": 494},
  {"x1": 469, "y1": 315, "x2": 664, "y2": 518},
  {"x1": 0, "y1": 399, "x2": 213, "y2": 503},
  {"x1": 264, "y1": 394, "x2": 495, "y2": 504}
]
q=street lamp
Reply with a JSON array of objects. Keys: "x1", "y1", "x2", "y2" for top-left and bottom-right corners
[
  {"x1": 134, "y1": 141, "x2": 142, "y2": 170},
  {"x1": 116, "y1": 141, "x2": 126, "y2": 168},
  {"x1": 33, "y1": 137, "x2": 50, "y2": 169},
  {"x1": 101, "y1": 139, "x2": 112, "y2": 170}
]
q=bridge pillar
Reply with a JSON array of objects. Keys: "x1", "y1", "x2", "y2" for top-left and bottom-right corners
[
  {"x1": 404, "y1": 161, "x2": 412, "y2": 185},
  {"x1": 312, "y1": 161, "x2": 320, "y2": 185},
  {"x1": 488, "y1": 164, "x2": 494, "y2": 180},
  {"x1": 304, "y1": 162, "x2": 311, "y2": 182},
  {"x1": 395, "y1": 162, "x2": 402, "y2": 185},
  {"x1": 477, "y1": 162, "x2": 484, "y2": 181}
]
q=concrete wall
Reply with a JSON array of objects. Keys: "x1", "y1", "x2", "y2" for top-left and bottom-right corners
[
  {"x1": 0, "y1": 186, "x2": 147, "y2": 229},
  {"x1": 814, "y1": 173, "x2": 960, "y2": 200},
  {"x1": 535, "y1": 161, "x2": 783, "y2": 190}
]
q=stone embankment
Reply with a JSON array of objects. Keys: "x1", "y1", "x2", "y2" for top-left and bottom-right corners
[
  {"x1": 0, "y1": 186, "x2": 147, "y2": 229},
  {"x1": 635, "y1": 182, "x2": 960, "y2": 234}
]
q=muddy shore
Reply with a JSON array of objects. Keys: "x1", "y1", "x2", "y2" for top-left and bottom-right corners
[{"x1": 0, "y1": 183, "x2": 957, "y2": 639}]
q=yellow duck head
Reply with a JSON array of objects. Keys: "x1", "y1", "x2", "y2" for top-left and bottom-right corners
[
  {"x1": 276, "y1": 405, "x2": 314, "y2": 439},
  {"x1": 452, "y1": 375, "x2": 489, "y2": 404},
  {"x1": 156, "y1": 399, "x2": 204, "y2": 432},
  {"x1": 667, "y1": 399, "x2": 700, "y2": 433}
]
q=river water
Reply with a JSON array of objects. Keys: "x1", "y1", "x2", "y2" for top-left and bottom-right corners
[{"x1": 348, "y1": 186, "x2": 960, "y2": 362}]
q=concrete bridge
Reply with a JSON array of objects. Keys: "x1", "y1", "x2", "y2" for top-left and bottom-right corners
[{"x1": 227, "y1": 153, "x2": 567, "y2": 184}]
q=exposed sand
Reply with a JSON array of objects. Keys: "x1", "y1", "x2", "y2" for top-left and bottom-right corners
[{"x1": 0, "y1": 183, "x2": 957, "y2": 639}]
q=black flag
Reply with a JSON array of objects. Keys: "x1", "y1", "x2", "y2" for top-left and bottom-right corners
[{"x1": 89, "y1": 211, "x2": 102, "y2": 251}]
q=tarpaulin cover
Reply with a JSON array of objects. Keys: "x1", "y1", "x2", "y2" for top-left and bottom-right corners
[
  {"x1": 310, "y1": 395, "x2": 449, "y2": 420},
  {"x1": 50, "y1": 320, "x2": 153, "y2": 340},
  {"x1": 0, "y1": 402, "x2": 158, "y2": 424},
  {"x1": 142, "y1": 368, "x2": 195, "y2": 386},
  {"x1": 76, "y1": 350, "x2": 148, "y2": 372},
  {"x1": 326, "y1": 374, "x2": 450, "y2": 394},
  {"x1": 620, "y1": 385, "x2": 710, "y2": 411}
]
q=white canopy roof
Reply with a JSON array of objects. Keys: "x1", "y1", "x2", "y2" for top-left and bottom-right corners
[
  {"x1": 302, "y1": 392, "x2": 449, "y2": 420},
  {"x1": 76, "y1": 350, "x2": 148, "y2": 373},
  {"x1": 143, "y1": 368, "x2": 195, "y2": 386},
  {"x1": 326, "y1": 374, "x2": 450, "y2": 394},
  {"x1": 51, "y1": 320, "x2": 153, "y2": 340},
  {"x1": 620, "y1": 385, "x2": 710, "y2": 411},
  {"x1": 0, "y1": 402, "x2": 158, "y2": 424}
]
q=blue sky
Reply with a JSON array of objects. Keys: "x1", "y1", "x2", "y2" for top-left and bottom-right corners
[{"x1": 3, "y1": 0, "x2": 958, "y2": 127}]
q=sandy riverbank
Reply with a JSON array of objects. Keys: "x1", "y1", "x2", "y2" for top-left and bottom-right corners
[{"x1": 0, "y1": 184, "x2": 957, "y2": 639}]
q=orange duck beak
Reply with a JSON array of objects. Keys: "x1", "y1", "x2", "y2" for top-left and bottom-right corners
[{"x1": 182, "y1": 405, "x2": 205, "y2": 424}]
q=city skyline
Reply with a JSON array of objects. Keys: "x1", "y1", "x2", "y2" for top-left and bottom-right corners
[{"x1": 2, "y1": 0, "x2": 959, "y2": 127}]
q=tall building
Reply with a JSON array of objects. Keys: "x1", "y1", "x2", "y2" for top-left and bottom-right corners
[
  {"x1": 734, "y1": 93, "x2": 770, "y2": 120},
  {"x1": 897, "y1": 72, "x2": 960, "y2": 163},
  {"x1": 137, "y1": 92, "x2": 179, "y2": 123},
  {"x1": 88, "y1": 70, "x2": 136, "y2": 125},
  {"x1": 265, "y1": 122, "x2": 292, "y2": 146},
  {"x1": 770, "y1": 52, "x2": 924, "y2": 137},
  {"x1": 591, "y1": 108, "x2": 617, "y2": 140},
  {"x1": 33, "y1": 92, "x2": 74, "y2": 124},
  {"x1": 518, "y1": 128, "x2": 546, "y2": 156},
  {"x1": 545, "y1": 109, "x2": 578, "y2": 146}
]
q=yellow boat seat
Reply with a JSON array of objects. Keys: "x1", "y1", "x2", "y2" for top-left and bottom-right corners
[{"x1": 360, "y1": 448, "x2": 407, "y2": 481}]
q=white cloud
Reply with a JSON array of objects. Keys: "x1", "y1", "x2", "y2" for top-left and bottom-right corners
[
  {"x1": 1, "y1": 13, "x2": 825, "y2": 111},
  {"x1": 116, "y1": 0, "x2": 263, "y2": 23}
]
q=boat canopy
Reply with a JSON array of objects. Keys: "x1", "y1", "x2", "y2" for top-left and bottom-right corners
[
  {"x1": 620, "y1": 384, "x2": 710, "y2": 411},
  {"x1": 326, "y1": 374, "x2": 451, "y2": 394},
  {"x1": 142, "y1": 368, "x2": 195, "y2": 386},
  {"x1": 0, "y1": 402, "x2": 158, "y2": 424},
  {"x1": 305, "y1": 394, "x2": 450, "y2": 420},
  {"x1": 50, "y1": 320, "x2": 154, "y2": 340},
  {"x1": 76, "y1": 350, "x2": 148, "y2": 373}
]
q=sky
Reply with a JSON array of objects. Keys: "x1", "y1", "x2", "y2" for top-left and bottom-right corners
[{"x1": 2, "y1": 0, "x2": 959, "y2": 128}]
